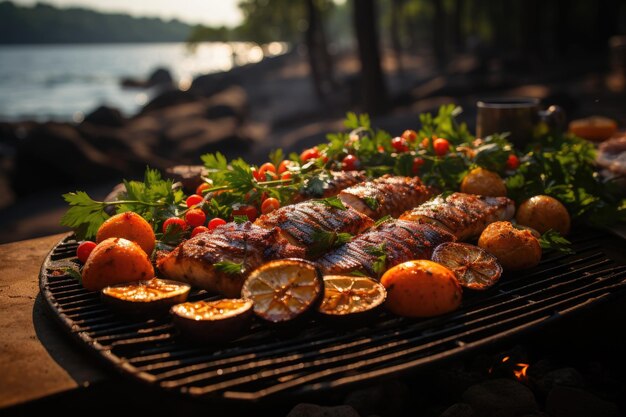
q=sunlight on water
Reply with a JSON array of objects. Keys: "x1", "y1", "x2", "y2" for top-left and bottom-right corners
[{"x1": 0, "y1": 42, "x2": 288, "y2": 122}]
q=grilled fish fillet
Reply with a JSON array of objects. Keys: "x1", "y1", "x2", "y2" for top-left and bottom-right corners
[
  {"x1": 255, "y1": 200, "x2": 374, "y2": 257},
  {"x1": 317, "y1": 220, "x2": 455, "y2": 276},
  {"x1": 399, "y1": 193, "x2": 515, "y2": 241},
  {"x1": 294, "y1": 170, "x2": 368, "y2": 202},
  {"x1": 338, "y1": 175, "x2": 432, "y2": 219},
  {"x1": 156, "y1": 222, "x2": 305, "y2": 297}
]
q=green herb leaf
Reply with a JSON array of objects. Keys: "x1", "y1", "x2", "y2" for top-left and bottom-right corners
[
  {"x1": 363, "y1": 196, "x2": 380, "y2": 211},
  {"x1": 309, "y1": 229, "x2": 352, "y2": 258},
  {"x1": 314, "y1": 196, "x2": 347, "y2": 210},
  {"x1": 365, "y1": 243, "x2": 387, "y2": 278},
  {"x1": 374, "y1": 215, "x2": 393, "y2": 226},
  {"x1": 269, "y1": 149, "x2": 284, "y2": 168},
  {"x1": 539, "y1": 230, "x2": 574, "y2": 254},
  {"x1": 214, "y1": 260, "x2": 245, "y2": 275},
  {"x1": 60, "y1": 191, "x2": 109, "y2": 240},
  {"x1": 349, "y1": 270, "x2": 369, "y2": 277},
  {"x1": 233, "y1": 215, "x2": 248, "y2": 224}
]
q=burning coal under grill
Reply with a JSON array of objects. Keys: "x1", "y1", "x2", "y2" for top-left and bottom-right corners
[{"x1": 39, "y1": 228, "x2": 626, "y2": 401}]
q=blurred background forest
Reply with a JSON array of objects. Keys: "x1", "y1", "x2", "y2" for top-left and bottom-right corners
[{"x1": 1, "y1": 0, "x2": 625, "y2": 242}]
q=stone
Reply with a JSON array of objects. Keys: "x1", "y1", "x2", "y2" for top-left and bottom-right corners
[
  {"x1": 343, "y1": 379, "x2": 411, "y2": 417},
  {"x1": 142, "y1": 89, "x2": 201, "y2": 112},
  {"x1": 82, "y1": 105, "x2": 125, "y2": 127},
  {"x1": 147, "y1": 67, "x2": 173, "y2": 87},
  {"x1": 462, "y1": 378, "x2": 538, "y2": 417},
  {"x1": 545, "y1": 386, "x2": 620, "y2": 417},
  {"x1": 286, "y1": 403, "x2": 361, "y2": 417},
  {"x1": 440, "y1": 403, "x2": 475, "y2": 417},
  {"x1": 534, "y1": 367, "x2": 585, "y2": 396},
  {"x1": 165, "y1": 165, "x2": 209, "y2": 194}
]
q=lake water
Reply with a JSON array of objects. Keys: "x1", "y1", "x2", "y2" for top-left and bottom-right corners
[{"x1": 0, "y1": 42, "x2": 286, "y2": 122}]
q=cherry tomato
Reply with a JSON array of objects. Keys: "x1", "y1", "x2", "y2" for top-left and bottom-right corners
[
  {"x1": 412, "y1": 157, "x2": 425, "y2": 174},
  {"x1": 76, "y1": 241, "x2": 97, "y2": 263},
  {"x1": 208, "y1": 217, "x2": 227, "y2": 231},
  {"x1": 261, "y1": 197, "x2": 280, "y2": 214},
  {"x1": 421, "y1": 137, "x2": 431, "y2": 148},
  {"x1": 433, "y1": 138, "x2": 450, "y2": 156},
  {"x1": 506, "y1": 154, "x2": 520, "y2": 170},
  {"x1": 300, "y1": 147, "x2": 320, "y2": 162},
  {"x1": 402, "y1": 129, "x2": 418, "y2": 143},
  {"x1": 191, "y1": 225, "x2": 210, "y2": 237},
  {"x1": 277, "y1": 160, "x2": 293, "y2": 174},
  {"x1": 342, "y1": 154, "x2": 360, "y2": 171},
  {"x1": 163, "y1": 217, "x2": 187, "y2": 234},
  {"x1": 185, "y1": 209, "x2": 206, "y2": 228},
  {"x1": 186, "y1": 194, "x2": 204, "y2": 208},
  {"x1": 232, "y1": 205, "x2": 258, "y2": 222},
  {"x1": 258, "y1": 162, "x2": 277, "y2": 179},
  {"x1": 391, "y1": 137, "x2": 409, "y2": 152},
  {"x1": 196, "y1": 182, "x2": 211, "y2": 195},
  {"x1": 377, "y1": 145, "x2": 385, "y2": 153},
  {"x1": 281, "y1": 171, "x2": 293, "y2": 181}
]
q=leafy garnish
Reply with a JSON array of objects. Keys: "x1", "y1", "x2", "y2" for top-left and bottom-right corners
[
  {"x1": 539, "y1": 230, "x2": 574, "y2": 254},
  {"x1": 365, "y1": 243, "x2": 387, "y2": 278},
  {"x1": 214, "y1": 260, "x2": 245, "y2": 275},
  {"x1": 309, "y1": 229, "x2": 352, "y2": 258},
  {"x1": 314, "y1": 196, "x2": 347, "y2": 211},
  {"x1": 60, "y1": 192, "x2": 110, "y2": 240},
  {"x1": 233, "y1": 215, "x2": 248, "y2": 224},
  {"x1": 269, "y1": 149, "x2": 284, "y2": 169},
  {"x1": 374, "y1": 215, "x2": 393, "y2": 226},
  {"x1": 58, "y1": 267, "x2": 82, "y2": 283},
  {"x1": 349, "y1": 270, "x2": 369, "y2": 277},
  {"x1": 363, "y1": 196, "x2": 380, "y2": 211}
]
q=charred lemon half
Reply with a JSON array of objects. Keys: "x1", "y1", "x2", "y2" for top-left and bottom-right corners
[
  {"x1": 101, "y1": 278, "x2": 190, "y2": 316},
  {"x1": 241, "y1": 259, "x2": 323, "y2": 324},
  {"x1": 171, "y1": 299, "x2": 254, "y2": 343},
  {"x1": 431, "y1": 242, "x2": 502, "y2": 290},
  {"x1": 318, "y1": 275, "x2": 386, "y2": 320}
]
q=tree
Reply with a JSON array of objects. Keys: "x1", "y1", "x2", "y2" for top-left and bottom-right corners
[{"x1": 353, "y1": 0, "x2": 388, "y2": 115}]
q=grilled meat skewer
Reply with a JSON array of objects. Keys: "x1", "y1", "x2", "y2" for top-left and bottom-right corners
[
  {"x1": 317, "y1": 220, "x2": 455, "y2": 276},
  {"x1": 156, "y1": 222, "x2": 305, "y2": 297},
  {"x1": 338, "y1": 175, "x2": 432, "y2": 219},
  {"x1": 399, "y1": 193, "x2": 515, "y2": 241},
  {"x1": 294, "y1": 170, "x2": 368, "y2": 202}
]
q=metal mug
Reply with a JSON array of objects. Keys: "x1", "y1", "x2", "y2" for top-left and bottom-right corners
[{"x1": 476, "y1": 98, "x2": 566, "y2": 148}]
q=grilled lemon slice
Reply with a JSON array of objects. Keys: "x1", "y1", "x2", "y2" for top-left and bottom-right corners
[
  {"x1": 101, "y1": 278, "x2": 190, "y2": 317},
  {"x1": 318, "y1": 275, "x2": 386, "y2": 320},
  {"x1": 241, "y1": 259, "x2": 323, "y2": 323},
  {"x1": 432, "y1": 242, "x2": 502, "y2": 290}
]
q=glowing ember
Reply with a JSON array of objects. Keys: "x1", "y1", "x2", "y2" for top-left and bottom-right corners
[{"x1": 513, "y1": 363, "x2": 530, "y2": 382}]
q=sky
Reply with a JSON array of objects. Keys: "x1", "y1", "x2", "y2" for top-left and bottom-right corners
[{"x1": 11, "y1": 0, "x2": 244, "y2": 27}]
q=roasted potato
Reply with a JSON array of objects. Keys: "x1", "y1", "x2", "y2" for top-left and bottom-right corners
[
  {"x1": 478, "y1": 221, "x2": 542, "y2": 270},
  {"x1": 460, "y1": 167, "x2": 507, "y2": 197},
  {"x1": 380, "y1": 260, "x2": 462, "y2": 318},
  {"x1": 82, "y1": 237, "x2": 155, "y2": 291},
  {"x1": 515, "y1": 195, "x2": 570, "y2": 235},
  {"x1": 96, "y1": 211, "x2": 156, "y2": 255}
]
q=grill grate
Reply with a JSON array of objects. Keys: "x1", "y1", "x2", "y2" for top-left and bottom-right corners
[{"x1": 39, "y1": 229, "x2": 626, "y2": 401}]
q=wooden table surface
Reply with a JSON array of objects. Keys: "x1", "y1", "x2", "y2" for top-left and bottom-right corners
[{"x1": 0, "y1": 234, "x2": 110, "y2": 409}]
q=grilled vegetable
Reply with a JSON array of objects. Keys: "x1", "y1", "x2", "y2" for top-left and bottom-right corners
[
  {"x1": 478, "y1": 221, "x2": 542, "y2": 270},
  {"x1": 96, "y1": 211, "x2": 156, "y2": 256},
  {"x1": 82, "y1": 238, "x2": 154, "y2": 291},
  {"x1": 515, "y1": 195, "x2": 571, "y2": 235},
  {"x1": 381, "y1": 260, "x2": 462, "y2": 318},
  {"x1": 157, "y1": 222, "x2": 306, "y2": 297},
  {"x1": 171, "y1": 299, "x2": 253, "y2": 343},
  {"x1": 317, "y1": 220, "x2": 455, "y2": 277},
  {"x1": 241, "y1": 259, "x2": 323, "y2": 323},
  {"x1": 431, "y1": 242, "x2": 502, "y2": 290},
  {"x1": 338, "y1": 175, "x2": 432, "y2": 219},
  {"x1": 317, "y1": 276, "x2": 386, "y2": 321},
  {"x1": 460, "y1": 167, "x2": 507, "y2": 197},
  {"x1": 101, "y1": 278, "x2": 190, "y2": 316},
  {"x1": 400, "y1": 193, "x2": 515, "y2": 241}
]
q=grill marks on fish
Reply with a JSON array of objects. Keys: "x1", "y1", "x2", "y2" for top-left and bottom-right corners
[
  {"x1": 317, "y1": 220, "x2": 456, "y2": 276},
  {"x1": 399, "y1": 193, "x2": 515, "y2": 241},
  {"x1": 338, "y1": 175, "x2": 432, "y2": 219},
  {"x1": 255, "y1": 200, "x2": 374, "y2": 255},
  {"x1": 156, "y1": 222, "x2": 305, "y2": 297}
]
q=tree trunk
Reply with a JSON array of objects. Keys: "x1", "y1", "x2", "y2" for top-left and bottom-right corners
[
  {"x1": 390, "y1": 0, "x2": 404, "y2": 74},
  {"x1": 432, "y1": 0, "x2": 446, "y2": 70},
  {"x1": 353, "y1": 0, "x2": 388, "y2": 115},
  {"x1": 305, "y1": 0, "x2": 324, "y2": 100}
]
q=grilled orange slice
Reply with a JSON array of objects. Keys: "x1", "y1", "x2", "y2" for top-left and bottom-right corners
[
  {"x1": 171, "y1": 299, "x2": 253, "y2": 343},
  {"x1": 318, "y1": 276, "x2": 386, "y2": 319},
  {"x1": 432, "y1": 242, "x2": 502, "y2": 290},
  {"x1": 241, "y1": 259, "x2": 323, "y2": 323}
]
